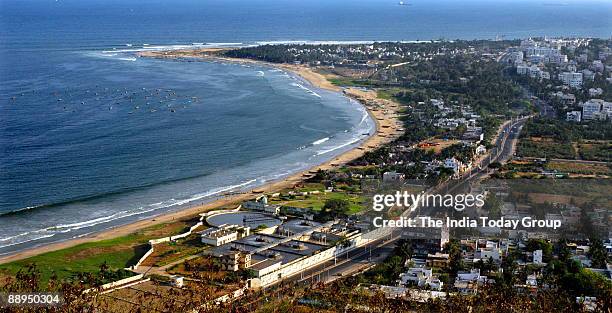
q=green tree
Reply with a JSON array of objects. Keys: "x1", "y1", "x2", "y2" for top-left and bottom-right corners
[
  {"x1": 394, "y1": 239, "x2": 413, "y2": 262},
  {"x1": 588, "y1": 237, "x2": 608, "y2": 269},
  {"x1": 443, "y1": 240, "x2": 464, "y2": 276},
  {"x1": 323, "y1": 199, "x2": 350, "y2": 216}
]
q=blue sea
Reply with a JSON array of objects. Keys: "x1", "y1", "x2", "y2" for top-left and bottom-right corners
[{"x1": 0, "y1": 0, "x2": 610, "y2": 255}]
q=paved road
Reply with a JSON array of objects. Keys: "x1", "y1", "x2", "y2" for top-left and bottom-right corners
[{"x1": 437, "y1": 116, "x2": 528, "y2": 197}]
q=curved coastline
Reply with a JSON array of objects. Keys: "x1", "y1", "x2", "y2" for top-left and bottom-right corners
[{"x1": 0, "y1": 50, "x2": 401, "y2": 265}]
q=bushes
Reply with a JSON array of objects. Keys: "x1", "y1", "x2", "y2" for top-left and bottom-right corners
[{"x1": 517, "y1": 139, "x2": 576, "y2": 159}]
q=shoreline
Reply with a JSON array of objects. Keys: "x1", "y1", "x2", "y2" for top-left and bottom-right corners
[{"x1": 0, "y1": 49, "x2": 403, "y2": 265}]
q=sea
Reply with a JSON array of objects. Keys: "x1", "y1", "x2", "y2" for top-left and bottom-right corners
[{"x1": 0, "y1": 0, "x2": 610, "y2": 255}]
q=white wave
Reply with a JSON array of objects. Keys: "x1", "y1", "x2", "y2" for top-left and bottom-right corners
[
  {"x1": 312, "y1": 137, "x2": 330, "y2": 145},
  {"x1": 72, "y1": 232, "x2": 94, "y2": 239},
  {"x1": 359, "y1": 110, "x2": 369, "y2": 125},
  {"x1": 315, "y1": 136, "x2": 363, "y2": 156},
  {"x1": 205, "y1": 42, "x2": 243, "y2": 46},
  {"x1": 0, "y1": 228, "x2": 50, "y2": 243},
  {"x1": 0, "y1": 179, "x2": 260, "y2": 249},
  {"x1": 291, "y1": 83, "x2": 321, "y2": 98},
  {"x1": 118, "y1": 57, "x2": 137, "y2": 62},
  {"x1": 256, "y1": 71, "x2": 265, "y2": 77},
  {"x1": 169, "y1": 178, "x2": 258, "y2": 207},
  {"x1": 0, "y1": 234, "x2": 56, "y2": 249},
  {"x1": 0, "y1": 205, "x2": 41, "y2": 216}
]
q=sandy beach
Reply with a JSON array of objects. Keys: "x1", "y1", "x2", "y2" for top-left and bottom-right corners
[{"x1": 0, "y1": 49, "x2": 403, "y2": 265}]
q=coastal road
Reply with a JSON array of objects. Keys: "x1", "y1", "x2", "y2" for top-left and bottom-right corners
[
  {"x1": 432, "y1": 116, "x2": 528, "y2": 200},
  {"x1": 465, "y1": 116, "x2": 528, "y2": 179}
]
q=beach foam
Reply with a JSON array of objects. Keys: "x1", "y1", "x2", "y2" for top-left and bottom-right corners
[
  {"x1": 311, "y1": 137, "x2": 330, "y2": 145},
  {"x1": 291, "y1": 82, "x2": 321, "y2": 98},
  {"x1": 0, "y1": 178, "x2": 258, "y2": 249}
]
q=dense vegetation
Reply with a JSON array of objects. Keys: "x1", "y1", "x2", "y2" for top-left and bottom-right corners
[
  {"x1": 223, "y1": 40, "x2": 519, "y2": 65},
  {"x1": 517, "y1": 117, "x2": 612, "y2": 161}
]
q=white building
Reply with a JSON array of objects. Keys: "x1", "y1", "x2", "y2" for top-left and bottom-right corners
[
  {"x1": 243, "y1": 196, "x2": 281, "y2": 215},
  {"x1": 533, "y1": 249, "x2": 543, "y2": 264},
  {"x1": 399, "y1": 267, "x2": 443, "y2": 291},
  {"x1": 454, "y1": 269, "x2": 492, "y2": 294},
  {"x1": 444, "y1": 158, "x2": 468, "y2": 174},
  {"x1": 475, "y1": 145, "x2": 486, "y2": 155},
  {"x1": 200, "y1": 224, "x2": 250, "y2": 246},
  {"x1": 589, "y1": 88, "x2": 604, "y2": 97},
  {"x1": 510, "y1": 51, "x2": 523, "y2": 64},
  {"x1": 566, "y1": 111, "x2": 582, "y2": 122},
  {"x1": 383, "y1": 171, "x2": 405, "y2": 182},
  {"x1": 582, "y1": 99, "x2": 612, "y2": 120},
  {"x1": 524, "y1": 46, "x2": 566, "y2": 64},
  {"x1": 558, "y1": 72, "x2": 583, "y2": 88},
  {"x1": 592, "y1": 60, "x2": 605, "y2": 72},
  {"x1": 528, "y1": 65, "x2": 541, "y2": 78},
  {"x1": 516, "y1": 64, "x2": 529, "y2": 75},
  {"x1": 170, "y1": 275, "x2": 184, "y2": 288},
  {"x1": 576, "y1": 296, "x2": 598, "y2": 312},
  {"x1": 476, "y1": 242, "x2": 501, "y2": 263},
  {"x1": 526, "y1": 274, "x2": 538, "y2": 287}
]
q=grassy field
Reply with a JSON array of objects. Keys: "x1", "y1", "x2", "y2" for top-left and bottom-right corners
[
  {"x1": 141, "y1": 233, "x2": 207, "y2": 268},
  {"x1": 280, "y1": 191, "x2": 365, "y2": 214},
  {"x1": 0, "y1": 219, "x2": 193, "y2": 283},
  {"x1": 546, "y1": 160, "x2": 611, "y2": 176},
  {"x1": 517, "y1": 137, "x2": 576, "y2": 159},
  {"x1": 577, "y1": 141, "x2": 611, "y2": 162}
]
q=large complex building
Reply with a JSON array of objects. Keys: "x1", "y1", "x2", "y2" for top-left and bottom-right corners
[
  {"x1": 202, "y1": 211, "x2": 384, "y2": 288},
  {"x1": 582, "y1": 99, "x2": 612, "y2": 120},
  {"x1": 558, "y1": 71, "x2": 583, "y2": 88}
]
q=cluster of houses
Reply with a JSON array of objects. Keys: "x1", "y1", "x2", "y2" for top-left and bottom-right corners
[
  {"x1": 378, "y1": 97, "x2": 486, "y2": 180},
  {"x1": 472, "y1": 182, "x2": 611, "y2": 239},
  {"x1": 509, "y1": 38, "x2": 612, "y2": 90},
  {"x1": 504, "y1": 37, "x2": 612, "y2": 124},
  {"x1": 284, "y1": 43, "x2": 479, "y2": 69},
  {"x1": 368, "y1": 222, "x2": 611, "y2": 309},
  {"x1": 566, "y1": 98, "x2": 612, "y2": 122}
]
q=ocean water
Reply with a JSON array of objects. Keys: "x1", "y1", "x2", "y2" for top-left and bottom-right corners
[{"x1": 0, "y1": 0, "x2": 610, "y2": 255}]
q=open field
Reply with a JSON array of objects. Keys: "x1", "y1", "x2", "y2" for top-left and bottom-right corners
[
  {"x1": 546, "y1": 160, "x2": 611, "y2": 176},
  {"x1": 141, "y1": 232, "x2": 207, "y2": 268},
  {"x1": 577, "y1": 141, "x2": 612, "y2": 162},
  {"x1": 516, "y1": 137, "x2": 576, "y2": 159},
  {"x1": 279, "y1": 191, "x2": 366, "y2": 214},
  {"x1": 0, "y1": 219, "x2": 195, "y2": 282},
  {"x1": 417, "y1": 138, "x2": 460, "y2": 154}
]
